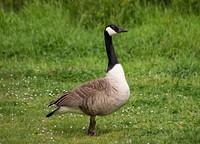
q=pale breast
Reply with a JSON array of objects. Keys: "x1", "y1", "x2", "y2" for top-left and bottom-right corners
[
  {"x1": 81, "y1": 64, "x2": 130, "y2": 116},
  {"x1": 102, "y1": 64, "x2": 130, "y2": 115},
  {"x1": 86, "y1": 85, "x2": 129, "y2": 116},
  {"x1": 106, "y1": 64, "x2": 130, "y2": 102},
  {"x1": 76, "y1": 64, "x2": 130, "y2": 116}
]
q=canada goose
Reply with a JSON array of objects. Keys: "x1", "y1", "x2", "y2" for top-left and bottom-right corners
[{"x1": 46, "y1": 24, "x2": 130, "y2": 136}]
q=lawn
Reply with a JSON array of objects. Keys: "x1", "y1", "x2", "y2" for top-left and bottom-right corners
[{"x1": 0, "y1": 1, "x2": 200, "y2": 144}]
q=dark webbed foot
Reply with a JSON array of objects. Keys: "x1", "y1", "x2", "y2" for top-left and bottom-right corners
[
  {"x1": 88, "y1": 130, "x2": 96, "y2": 136},
  {"x1": 88, "y1": 116, "x2": 96, "y2": 136}
]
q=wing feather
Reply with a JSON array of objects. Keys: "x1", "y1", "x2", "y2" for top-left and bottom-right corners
[{"x1": 49, "y1": 78, "x2": 109, "y2": 107}]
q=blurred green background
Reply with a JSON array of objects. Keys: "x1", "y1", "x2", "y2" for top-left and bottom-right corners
[{"x1": 0, "y1": 0, "x2": 200, "y2": 143}]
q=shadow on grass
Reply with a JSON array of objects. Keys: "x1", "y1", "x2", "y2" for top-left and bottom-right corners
[{"x1": 45, "y1": 117, "x2": 123, "y2": 137}]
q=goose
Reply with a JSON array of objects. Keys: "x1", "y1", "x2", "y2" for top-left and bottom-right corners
[{"x1": 46, "y1": 24, "x2": 130, "y2": 136}]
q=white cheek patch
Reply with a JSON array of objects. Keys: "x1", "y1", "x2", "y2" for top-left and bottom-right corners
[{"x1": 106, "y1": 27, "x2": 117, "y2": 36}]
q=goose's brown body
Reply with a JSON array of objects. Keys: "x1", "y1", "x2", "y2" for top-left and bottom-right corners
[{"x1": 48, "y1": 64, "x2": 129, "y2": 117}]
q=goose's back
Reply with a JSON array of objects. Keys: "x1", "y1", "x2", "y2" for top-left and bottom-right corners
[{"x1": 51, "y1": 78, "x2": 110, "y2": 108}]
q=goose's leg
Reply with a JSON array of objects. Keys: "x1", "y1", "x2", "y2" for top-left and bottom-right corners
[{"x1": 88, "y1": 116, "x2": 96, "y2": 136}]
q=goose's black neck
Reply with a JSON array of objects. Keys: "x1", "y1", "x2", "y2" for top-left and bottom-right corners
[{"x1": 104, "y1": 31, "x2": 119, "y2": 72}]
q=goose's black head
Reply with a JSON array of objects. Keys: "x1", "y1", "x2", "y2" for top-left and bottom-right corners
[{"x1": 105, "y1": 24, "x2": 127, "y2": 36}]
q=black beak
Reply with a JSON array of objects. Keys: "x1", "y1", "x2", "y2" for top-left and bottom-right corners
[{"x1": 118, "y1": 27, "x2": 128, "y2": 33}]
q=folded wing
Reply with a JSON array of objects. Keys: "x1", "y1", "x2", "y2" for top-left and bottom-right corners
[{"x1": 49, "y1": 78, "x2": 109, "y2": 107}]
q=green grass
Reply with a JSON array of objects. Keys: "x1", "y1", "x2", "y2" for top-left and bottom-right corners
[{"x1": 0, "y1": 1, "x2": 200, "y2": 144}]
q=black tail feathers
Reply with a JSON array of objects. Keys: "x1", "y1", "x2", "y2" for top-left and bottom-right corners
[{"x1": 46, "y1": 107, "x2": 60, "y2": 118}]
